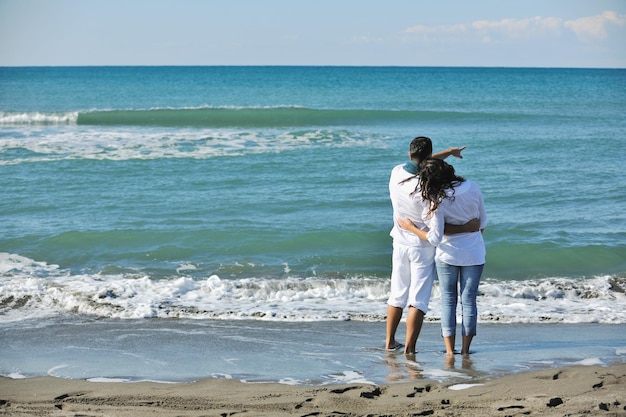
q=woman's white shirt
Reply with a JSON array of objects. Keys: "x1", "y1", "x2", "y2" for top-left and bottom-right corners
[{"x1": 425, "y1": 180, "x2": 487, "y2": 266}]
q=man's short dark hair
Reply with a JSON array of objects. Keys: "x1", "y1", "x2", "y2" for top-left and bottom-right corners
[{"x1": 409, "y1": 136, "x2": 433, "y2": 163}]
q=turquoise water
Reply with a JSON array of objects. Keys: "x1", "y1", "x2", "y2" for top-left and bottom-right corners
[{"x1": 1, "y1": 66, "x2": 625, "y2": 323}]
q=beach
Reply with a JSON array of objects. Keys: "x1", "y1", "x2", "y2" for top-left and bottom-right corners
[
  {"x1": 1, "y1": 66, "x2": 625, "y2": 415},
  {"x1": 1, "y1": 320, "x2": 625, "y2": 416},
  {"x1": 1, "y1": 364, "x2": 625, "y2": 416}
]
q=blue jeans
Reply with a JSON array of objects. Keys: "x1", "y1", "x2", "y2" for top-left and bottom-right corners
[{"x1": 436, "y1": 261, "x2": 484, "y2": 338}]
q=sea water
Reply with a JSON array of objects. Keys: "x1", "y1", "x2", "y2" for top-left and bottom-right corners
[{"x1": 1, "y1": 66, "x2": 625, "y2": 383}]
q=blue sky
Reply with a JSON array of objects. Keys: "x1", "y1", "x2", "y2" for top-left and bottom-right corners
[{"x1": 1, "y1": 0, "x2": 625, "y2": 67}]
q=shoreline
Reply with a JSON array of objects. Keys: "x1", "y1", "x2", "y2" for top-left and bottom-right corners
[
  {"x1": 2, "y1": 321, "x2": 625, "y2": 385},
  {"x1": 1, "y1": 363, "x2": 624, "y2": 416}
]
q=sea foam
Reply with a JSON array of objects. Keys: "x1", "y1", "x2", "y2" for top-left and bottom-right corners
[{"x1": 1, "y1": 252, "x2": 624, "y2": 324}]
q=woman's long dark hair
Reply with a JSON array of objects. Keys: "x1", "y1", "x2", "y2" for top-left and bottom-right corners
[{"x1": 419, "y1": 158, "x2": 465, "y2": 215}]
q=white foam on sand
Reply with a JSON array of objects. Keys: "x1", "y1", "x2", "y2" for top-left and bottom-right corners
[
  {"x1": 448, "y1": 383, "x2": 485, "y2": 390},
  {"x1": 572, "y1": 357, "x2": 604, "y2": 366},
  {"x1": 87, "y1": 377, "x2": 132, "y2": 383}
]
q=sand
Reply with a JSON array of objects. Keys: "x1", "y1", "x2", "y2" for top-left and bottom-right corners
[{"x1": 1, "y1": 363, "x2": 624, "y2": 417}]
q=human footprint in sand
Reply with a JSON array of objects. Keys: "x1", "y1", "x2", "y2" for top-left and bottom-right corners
[
  {"x1": 386, "y1": 136, "x2": 479, "y2": 355},
  {"x1": 397, "y1": 158, "x2": 487, "y2": 356}
]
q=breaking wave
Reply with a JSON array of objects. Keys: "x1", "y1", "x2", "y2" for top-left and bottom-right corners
[{"x1": 1, "y1": 253, "x2": 624, "y2": 324}]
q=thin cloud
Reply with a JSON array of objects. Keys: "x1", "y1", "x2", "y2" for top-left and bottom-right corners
[
  {"x1": 402, "y1": 11, "x2": 625, "y2": 43},
  {"x1": 405, "y1": 23, "x2": 467, "y2": 35},
  {"x1": 348, "y1": 35, "x2": 386, "y2": 45},
  {"x1": 564, "y1": 10, "x2": 626, "y2": 40},
  {"x1": 471, "y1": 16, "x2": 562, "y2": 37}
]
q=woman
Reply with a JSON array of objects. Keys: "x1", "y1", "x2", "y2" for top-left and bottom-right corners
[{"x1": 398, "y1": 158, "x2": 487, "y2": 356}]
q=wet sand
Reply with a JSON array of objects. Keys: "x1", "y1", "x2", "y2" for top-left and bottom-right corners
[{"x1": 1, "y1": 363, "x2": 624, "y2": 416}]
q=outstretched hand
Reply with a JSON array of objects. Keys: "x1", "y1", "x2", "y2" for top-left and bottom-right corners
[{"x1": 449, "y1": 146, "x2": 467, "y2": 159}]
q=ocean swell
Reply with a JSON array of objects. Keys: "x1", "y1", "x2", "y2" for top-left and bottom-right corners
[{"x1": 1, "y1": 107, "x2": 527, "y2": 128}]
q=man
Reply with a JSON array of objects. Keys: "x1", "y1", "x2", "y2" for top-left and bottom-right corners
[{"x1": 387, "y1": 136, "x2": 477, "y2": 355}]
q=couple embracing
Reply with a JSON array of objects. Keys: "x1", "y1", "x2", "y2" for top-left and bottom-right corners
[{"x1": 386, "y1": 136, "x2": 487, "y2": 357}]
